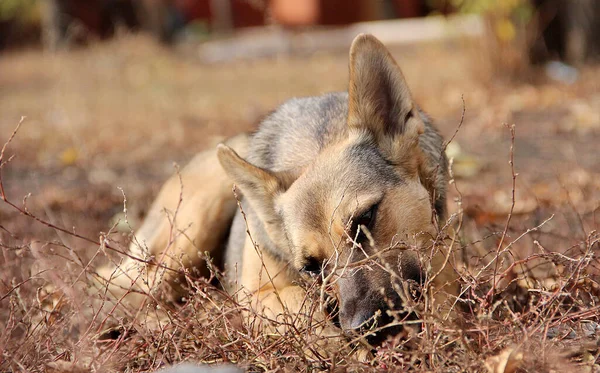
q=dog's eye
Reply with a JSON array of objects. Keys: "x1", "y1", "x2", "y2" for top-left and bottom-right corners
[
  {"x1": 300, "y1": 256, "x2": 322, "y2": 277},
  {"x1": 350, "y1": 203, "x2": 378, "y2": 241}
]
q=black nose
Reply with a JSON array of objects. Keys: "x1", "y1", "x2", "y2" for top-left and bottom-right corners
[
  {"x1": 336, "y1": 259, "x2": 424, "y2": 346},
  {"x1": 340, "y1": 298, "x2": 414, "y2": 346}
]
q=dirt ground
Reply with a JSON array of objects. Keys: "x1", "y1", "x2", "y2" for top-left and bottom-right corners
[{"x1": 0, "y1": 34, "x2": 599, "y2": 371}]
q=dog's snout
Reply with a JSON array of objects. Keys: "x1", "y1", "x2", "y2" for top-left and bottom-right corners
[
  {"x1": 339, "y1": 299, "x2": 378, "y2": 331},
  {"x1": 347, "y1": 311, "x2": 371, "y2": 331},
  {"x1": 336, "y1": 259, "x2": 423, "y2": 345},
  {"x1": 339, "y1": 297, "x2": 402, "y2": 345},
  {"x1": 337, "y1": 275, "x2": 402, "y2": 344}
]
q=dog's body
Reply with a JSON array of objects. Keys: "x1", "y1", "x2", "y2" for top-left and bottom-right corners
[{"x1": 96, "y1": 34, "x2": 458, "y2": 347}]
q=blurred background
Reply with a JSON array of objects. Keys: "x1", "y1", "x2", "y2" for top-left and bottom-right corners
[
  {"x1": 0, "y1": 2, "x2": 599, "y2": 370},
  {"x1": 0, "y1": 0, "x2": 599, "y2": 284},
  {"x1": 1, "y1": 0, "x2": 599, "y2": 63}
]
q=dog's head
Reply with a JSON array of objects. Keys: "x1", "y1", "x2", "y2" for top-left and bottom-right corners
[{"x1": 218, "y1": 34, "x2": 450, "y2": 344}]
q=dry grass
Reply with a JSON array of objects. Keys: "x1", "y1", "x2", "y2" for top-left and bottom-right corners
[{"x1": 1, "y1": 35, "x2": 599, "y2": 372}]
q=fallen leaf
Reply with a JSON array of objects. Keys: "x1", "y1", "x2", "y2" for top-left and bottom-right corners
[
  {"x1": 45, "y1": 361, "x2": 88, "y2": 373},
  {"x1": 59, "y1": 147, "x2": 79, "y2": 166},
  {"x1": 485, "y1": 346, "x2": 523, "y2": 373}
]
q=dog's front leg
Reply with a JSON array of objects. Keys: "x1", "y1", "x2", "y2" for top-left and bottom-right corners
[{"x1": 235, "y1": 238, "x2": 342, "y2": 356}]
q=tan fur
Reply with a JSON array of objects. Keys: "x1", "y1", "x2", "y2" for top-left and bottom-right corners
[
  {"x1": 94, "y1": 134, "x2": 249, "y2": 305},
  {"x1": 217, "y1": 35, "x2": 458, "y2": 338},
  {"x1": 95, "y1": 34, "x2": 459, "y2": 349}
]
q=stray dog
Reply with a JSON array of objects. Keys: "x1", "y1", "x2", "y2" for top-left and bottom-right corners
[{"x1": 95, "y1": 34, "x2": 459, "y2": 348}]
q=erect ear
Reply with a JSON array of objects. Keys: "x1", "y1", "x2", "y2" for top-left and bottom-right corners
[
  {"x1": 347, "y1": 34, "x2": 424, "y2": 147},
  {"x1": 216, "y1": 144, "x2": 291, "y2": 247}
]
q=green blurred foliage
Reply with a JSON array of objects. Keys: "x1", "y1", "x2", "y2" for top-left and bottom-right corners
[
  {"x1": 0, "y1": 0, "x2": 41, "y2": 23},
  {"x1": 453, "y1": 0, "x2": 533, "y2": 41},
  {"x1": 451, "y1": 0, "x2": 532, "y2": 18},
  {"x1": 429, "y1": 0, "x2": 534, "y2": 42}
]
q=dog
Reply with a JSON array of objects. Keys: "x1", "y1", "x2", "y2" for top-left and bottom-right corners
[{"x1": 95, "y1": 34, "x2": 459, "y2": 349}]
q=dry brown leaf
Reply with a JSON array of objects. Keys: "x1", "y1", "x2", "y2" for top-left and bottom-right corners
[
  {"x1": 492, "y1": 190, "x2": 538, "y2": 215},
  {"x1": 45, "y1": 361, "x2": 88, "y2": 373},
  {"x1": 485, "y1": 346, "x2": 524, "y2": 373}
]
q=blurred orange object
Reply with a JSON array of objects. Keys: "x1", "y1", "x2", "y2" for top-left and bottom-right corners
[{"x1": 271, "y1": 0, "x2": 319, "y2": 26}]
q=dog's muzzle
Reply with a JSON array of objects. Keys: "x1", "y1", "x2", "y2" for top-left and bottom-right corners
[{"x1": 335, "y1": 265, "x2": 422, "y2": 346}]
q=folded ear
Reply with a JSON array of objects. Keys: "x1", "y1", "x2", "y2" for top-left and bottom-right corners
[
  {"x1": 216, "y1": 144, "x2": 290, "y2": 247},
  {"x1": 347, "y1": 34, "x2": 424, "y2": 145},
  {"x1": 217, "y1": 144, "x2": 282, "y2": 200}
]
